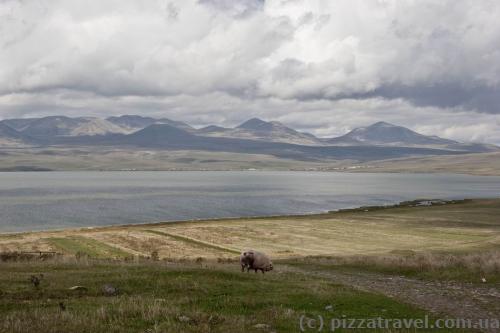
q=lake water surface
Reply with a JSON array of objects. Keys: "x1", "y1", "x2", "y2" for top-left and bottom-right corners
[{"x1": 1, "y1": 171, "x2": 499, "y2": 232}]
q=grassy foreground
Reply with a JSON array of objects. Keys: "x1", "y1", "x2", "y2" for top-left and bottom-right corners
[{"x1": 1, "y1": 260, "x2": 450, "y2": 333}]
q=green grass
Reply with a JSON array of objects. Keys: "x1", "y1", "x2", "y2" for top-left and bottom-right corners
[
  {"x1": 0, "y1": 260, "x2": 458, "y2": 333},
  {"x1": 46, "y1": 236, "x2": 131, "y2": 259},
  {"x1": 145, "y1": 230, "x2": 240, "y2": 255}
]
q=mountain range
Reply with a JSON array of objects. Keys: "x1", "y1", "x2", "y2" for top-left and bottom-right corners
[{"x1": 0, "y1": 115, "x2": 497, "y2": 161}]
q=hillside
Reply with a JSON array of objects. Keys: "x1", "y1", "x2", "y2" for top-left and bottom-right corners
[
  {"x1": 0, "y1": 123, "x2": 32, "y2": 147},
  {"x1": 13, "y1": 116, "x2": 128, "y2": 138},
  {"x1": 106, "y1": 115, "x2": 193, "y2": 132}
]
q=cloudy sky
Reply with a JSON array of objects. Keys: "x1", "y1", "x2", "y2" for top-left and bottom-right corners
[{"x1": 1, "y1": 0, "x2": 500, "y2": 144}]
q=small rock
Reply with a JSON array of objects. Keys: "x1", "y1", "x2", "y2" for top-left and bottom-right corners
[
  {"x1": 325, "y1": 304, "x2": 333, "y2": 311},
  {"x1": 253, "y1": 323, "x2": 270, "y2": 330},
  {"x1": 68, "y1": 286, "x2": 88, "y2": 291},
  {"x1": 178, "y1": 315, "x2": 192, "y2": 323},
  {"x1": 102, "y1": 284, "x2": 119, "y2": 296},
  {"x1": 208, "y1": 314, "x2": 225, "y2": 325}
]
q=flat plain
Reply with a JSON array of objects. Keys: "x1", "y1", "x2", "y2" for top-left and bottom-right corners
[{"x1": 2, "y1": 147, "x2": 500, "y2": 176}]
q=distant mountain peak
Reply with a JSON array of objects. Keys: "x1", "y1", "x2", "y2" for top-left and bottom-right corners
[
  {"x1": 352, "y1": 122, "x2": 399, "y2": 132},
  {"x1": 107, "y1": 115, "x2": 193, "y2": 132},
  {"x1": 237, "y1": 118, "x2": 294, "y2": 132},
  {"x1": 371, "y1": 121, "x2": 396, "y2": 127},
  {"x1": 327, "y1": 121, "x2": 458, "y2": 146},
  {"x1": 224, "y1": 117, "x2": 322, "y2": 145},
  {"x1": 198, "y1": 125, "x2": 229, "y2": 133},
  {"x1": 237, "y1": 118, "x2": 274, "y2": 130},
  {"x1": 125, "y1": 123, "x2": 195, "y2": 145}
]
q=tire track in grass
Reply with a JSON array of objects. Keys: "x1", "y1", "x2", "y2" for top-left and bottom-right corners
[
  {"x1": 144, "y1": 230, "x2": 240, "y2": 255},
  {"x1": 285, "y1": 265, "x2": 500, "y2": 333},
  {"x1": 46, "y1": 236, "x2": 131, "y2": 259}
]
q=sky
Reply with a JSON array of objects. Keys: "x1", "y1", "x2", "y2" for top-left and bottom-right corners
[{"x1": 1, "y1": 0, "x2": 500, "y2": 144}]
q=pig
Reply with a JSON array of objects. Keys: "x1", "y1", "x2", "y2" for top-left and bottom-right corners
[{"x1": 240, "y1": 250, "x2": 273, "y2": 274}]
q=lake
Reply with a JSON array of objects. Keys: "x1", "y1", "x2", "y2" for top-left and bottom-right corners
[{"x1": 1, "y1": 171, "x2": 499, "y2": 233}]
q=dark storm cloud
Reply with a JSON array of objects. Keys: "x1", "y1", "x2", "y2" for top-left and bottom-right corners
[
  {"x1": 366, "y1": 85, "x2": 500, "y2": 114},
  {"x1": 320, "y1": 84, "x2": 500, "y2": 115}
]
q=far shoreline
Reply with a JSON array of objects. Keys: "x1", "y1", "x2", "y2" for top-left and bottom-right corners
[{"x1": 1, "y1": 168, "x2": 500, "y2": 176}]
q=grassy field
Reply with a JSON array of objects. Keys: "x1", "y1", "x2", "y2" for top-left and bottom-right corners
[
  {"x1": 47, "y1": 236, "x2": 131, "y2": 259},
  {"x1": 1, "y1": 260, "x2": 456, "y2": 333},
  {"x1": 1, "y1": 199, "x2": 499, "y2": 332}
]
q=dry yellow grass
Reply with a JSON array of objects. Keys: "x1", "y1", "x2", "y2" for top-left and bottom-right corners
[{"x1": 1, "y1": 199, "x2": 499, "y2": 260}]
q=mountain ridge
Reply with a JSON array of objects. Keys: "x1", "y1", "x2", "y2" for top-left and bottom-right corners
[
  {"x1": 0, "y1": 116, "x2": 497, "y2": 155},
  {"x1": 114, "y1": 123, "x2": 469, "y2": 162}
]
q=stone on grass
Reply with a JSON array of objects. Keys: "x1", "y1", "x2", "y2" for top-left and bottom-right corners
[
  {"x1": 178, "y1": 315, "x2": 192, "y2": 323},
  {"x1": 102, "y1": 284, "x2": 119, "y2": 296},
  {"x1": 253, "y1": 323, "x2": 271, "y2": 330}
]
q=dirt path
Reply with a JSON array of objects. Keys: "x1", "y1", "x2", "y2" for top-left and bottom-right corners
[{"x1": 284, "y1": 266, "x2": 500, "y2": 332}]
